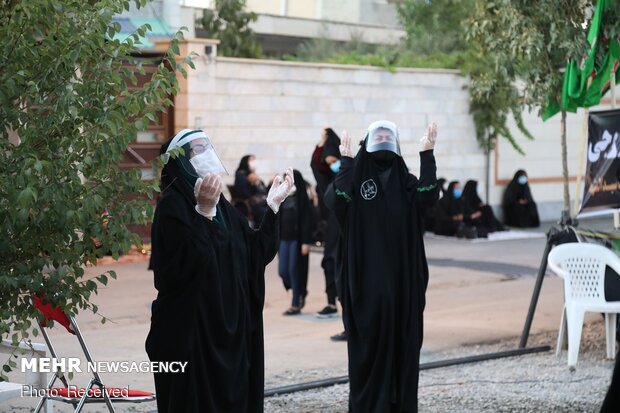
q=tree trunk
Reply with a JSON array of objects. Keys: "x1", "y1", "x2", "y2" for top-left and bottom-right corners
[{"x1": 561, "y1": 110, "x2": 571, "y2": 219}]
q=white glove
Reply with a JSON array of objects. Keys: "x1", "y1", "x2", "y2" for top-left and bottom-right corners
[
  {"x1": 420, "y1": 122, "x2": 437, "y2": 151},
  {"x1": 194, "y1": 174, "x2": 223, "y2": 219},
  {"x1": 339, "y1": 130, "x2": 353, "y2": 158},
  {"x1": 267, "y1": 167, "x2": 294, "y2": 213}
]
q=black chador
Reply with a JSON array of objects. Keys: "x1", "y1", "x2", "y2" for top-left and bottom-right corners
[
  {"x1": 502, "y1": 170, "x2": 540, "y2": 228},
  {"x1": 146, "y1": 136, "x2": 278, "y2": 412},
  {"x1": 331, "y1": 121, "x2": 438, "y2": 413}
]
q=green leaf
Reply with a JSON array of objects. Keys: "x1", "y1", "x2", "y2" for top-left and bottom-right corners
[
  {"x1": 0, "y1": 0, "x2": 193, "y2": 347},
  {"x1": 17, "y1": 188, "x2": 37, "y2": 208}
]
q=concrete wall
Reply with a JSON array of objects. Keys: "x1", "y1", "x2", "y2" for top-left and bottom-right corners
[
  {"x1": 321, "y1": 1, "x2": 361, "y2": 24},
  {"x1": 246, "y1": 0, "x2": 282, "y2": 15},
  {"x1": 359, "y1": 0, "x2": 401, "y2": 27},
  {"x1": 489, "y1": 101, "x2": 618, "y2": 221},
  {"x1": 169, "y1": 39, "x2": 619, "y2": 223}
]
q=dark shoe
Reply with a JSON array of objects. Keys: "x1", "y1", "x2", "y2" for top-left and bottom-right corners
[
  {"x1": 330, "y1": 331, "x2": 347, "y2": 342},
  {"x1": 299, "y1": 294, "x2": 306, "y2": 309},
  {"x1": 283, "y1": 307, "x2": 301, "y2": 316},
  {"x1": 316, "y1": 305, "x2": 337, "y2": 318}
]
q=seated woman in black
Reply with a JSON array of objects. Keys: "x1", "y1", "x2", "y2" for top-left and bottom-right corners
[
  {"x1": 462, "y1": 180, "x2": 504, "y2": 235},
  {"x1": 234, "y1": 154, "x2": 269, "y2": 226},
  {"x1": 437, "y1": 177, "x2": 447, "y2": 199},
  {"x1": 502, "y1": 170, "x2": 540, "y2": 228},
  {"x1": 435, "y1": 181, "x2": 486, "y2": 238},
  {"x1": 434, "y1": 181, "x2": 465, "y2": 236}
]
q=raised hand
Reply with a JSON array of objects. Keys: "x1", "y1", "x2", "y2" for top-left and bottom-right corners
[
  {"x1": 420, "y1": 122, "x2": 437, "y2": 151},
  {"x1": 267, "y1": 167, "x2": 295, "y2": 213},
  {"x1": 339, "y1": 130, "x2": 353, "y2": 158},
  {"x1": 194, "y1": 174, "x2": 223, "y2": 219}
]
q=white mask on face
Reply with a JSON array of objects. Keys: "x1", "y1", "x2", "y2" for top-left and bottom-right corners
[
  {"x1": 248, "y1": 160, "x2": 256, "y2": 172},
  {"x1": 190, "y1": 150, "x2": 227, "y2": 178}
]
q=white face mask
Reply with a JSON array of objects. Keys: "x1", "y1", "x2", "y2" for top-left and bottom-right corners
[
  {"x1": 248, "y1": 160, "x2": 256, "y2": 172},
  {"x1": 190, "y1": 150, "x2": 227, "y2": 178},
  {"x1": 517, "y1": 175, "x2": 528, "y2": 185}
]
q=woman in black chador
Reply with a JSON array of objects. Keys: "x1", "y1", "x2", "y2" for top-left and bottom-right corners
[
  {"x1": 145, "y1": 129, "x2": 293, "y2": 413},
  {"x1": 462, "y1": 180, "x2": 504, "y2": 235},
  {"x1": 330, "y1": 120, "x2": 439, "y2": 412},
  {"x1": 432, "y1": 181, "x2": 464, "y2": 236},
  {"x1": 601, "y1": 350, "x2": 620, "y2": 412},
  {"x1": 234, "y1": 154, "x2": 269, "y2": 225},
  {"x1": 277, "y1": 169, "x2": 314, "y2": 315},
  {"x1": 502, "y1": 170, "x2": 540, "y2": 227}
]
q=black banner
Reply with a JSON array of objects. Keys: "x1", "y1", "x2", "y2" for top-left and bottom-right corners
[{"x1": 581, "y1": 109, "x2": 620, "y2": 214}]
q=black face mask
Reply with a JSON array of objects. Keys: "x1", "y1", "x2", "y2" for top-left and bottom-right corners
[{"x1": 370, "y1": 150, "x2": 397, "y2": 169}]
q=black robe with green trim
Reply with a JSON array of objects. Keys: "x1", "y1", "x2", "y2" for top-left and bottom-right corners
[
  {"x1": 331, "y1": 147, "x2": 438, "y2": 413},
  {"x1": 146, "y1": 154, "x2": 278, "y2": 413}
]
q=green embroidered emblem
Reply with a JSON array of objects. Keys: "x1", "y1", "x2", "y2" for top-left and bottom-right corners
[
  {"x1": 335, "y1": 188, "x2": 352, "y2": 202},
  {"x1": 417, "y1": 182, "x2": 437, "y2": 192}
]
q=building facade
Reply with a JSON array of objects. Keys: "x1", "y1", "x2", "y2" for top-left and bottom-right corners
[{"x1": 116, "y1": 1, "x2": 618, "y2": 223}]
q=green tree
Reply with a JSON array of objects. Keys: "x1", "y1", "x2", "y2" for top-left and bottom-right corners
[
  {"x1": 0, "y1": 0, "x2": 193, "y2": 378},
  {"x1": 468, "y1": 0, "x2": 619, "y2": 216},
  {"x1": 198, "y1": 0, "x2": 262, "y2": 58},
  {"x1": 398, "y1": 0, "x2": 473, "y2": 55},
  {"x1": 397, "y1": 0, "x2": 534, "y2": 154}
]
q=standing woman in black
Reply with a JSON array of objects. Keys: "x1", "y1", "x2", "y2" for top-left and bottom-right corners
[
  {"x1": 234, "y1": 154, "x2": 269, "y2": 226},
  {"x1": 145, "y1": 129, "x2": 294, "y2": 413},
  {"x1": 277, "y1": 169, "x2": 314, "y2": 314},
  {"x1": 331, "y1": 121, "x2": 439, "y2": 412}
]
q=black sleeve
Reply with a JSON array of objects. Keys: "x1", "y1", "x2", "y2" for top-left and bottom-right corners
[
  {"x1": 150, "y1": 191, "x2": 213, "y2": 291},
  {"x1": 414, "y1": 150, "x2": 439, "y2": 208},
  {"x1": 250, "y1": 208, "x2": 279, "y2": 266},
  {"x1": 330, "y1": 156, "x2": 355, "y2": 228}
]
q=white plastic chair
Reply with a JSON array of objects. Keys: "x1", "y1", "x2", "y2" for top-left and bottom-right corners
[{"x1": 548, "y1": 242, "x2": 620, "y2": 366}]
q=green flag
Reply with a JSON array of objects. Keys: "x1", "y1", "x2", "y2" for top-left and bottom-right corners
[
  {"x1": 584, "y1": 40, "x2": 620, "y2": 107},
  {"x1": 543, "y1": 0, "x2": 620, "y2": 120}
]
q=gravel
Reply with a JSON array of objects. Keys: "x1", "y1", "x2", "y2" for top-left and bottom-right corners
[
  {"x1": 265, "y1": 320, "x2": 615, "y2": 412},
  {"x1": 3, "y1": 322, "x2": 613, "y2": 412}
]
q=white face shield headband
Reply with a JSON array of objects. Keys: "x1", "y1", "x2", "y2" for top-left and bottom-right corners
[
  {"x1": 365, "y1": 120, "x2": 401, "y2": 156},
  {"x1": 164, "y1": 129, "x2": 228, "y2": 177}
]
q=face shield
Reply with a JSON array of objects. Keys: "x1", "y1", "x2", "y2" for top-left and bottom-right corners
[
  {"x1": 365, "y1": 120, "x2": 401, "y2": 156},
  {"x1": 164, "y1": 129, "x2": 228, "y2": 178}
]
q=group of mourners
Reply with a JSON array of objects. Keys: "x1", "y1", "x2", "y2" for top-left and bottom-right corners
[
  {"x1": 226, "y1": 133, "x2": 341, "y2": 324},
  {"x1": 428, "y1": 170, "x2": 540, "y2": 239},
  {"x1": 143, "y1": 123, "x2": 617, "y2": 413},
  {"x1": 145, "y1": 120, "x2": 437, "y2": 412}
]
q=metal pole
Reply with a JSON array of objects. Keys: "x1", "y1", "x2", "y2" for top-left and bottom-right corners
[
  {"x1": 611, "y1": 70, "x2": 619, "y2": 229},
  {"x1": 264, "y1": 346, "x2": 550, "y2": 397},
  {"x1": 518, "y1": 232, "x2": 553, "y2": 348},
  {"x1": 485, "y1": 143, "x2": 491, "y2": 205},
  {"x1": 573, "y1": 77, "x2": 592, "y2": 218}
]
